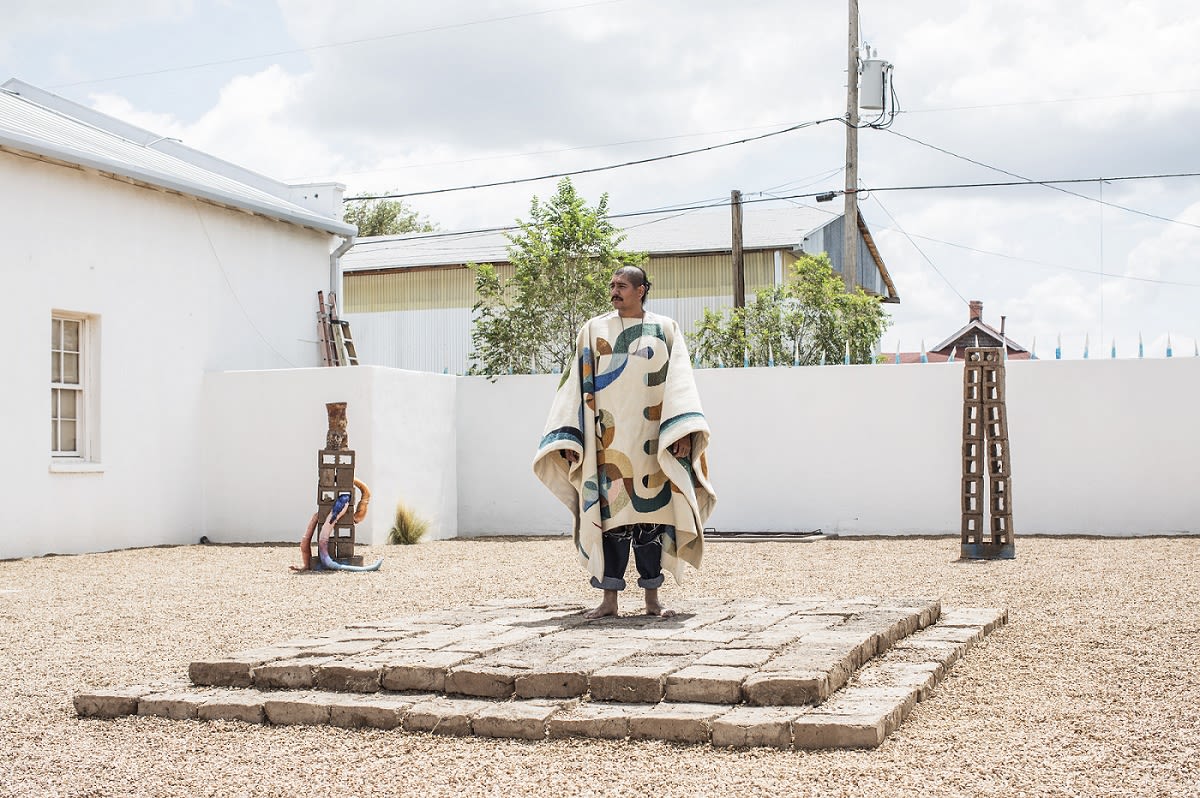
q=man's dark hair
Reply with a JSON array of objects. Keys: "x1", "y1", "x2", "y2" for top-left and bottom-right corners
[{"x1": 613, "y1": 265, "x2": 651, "y2": 305}]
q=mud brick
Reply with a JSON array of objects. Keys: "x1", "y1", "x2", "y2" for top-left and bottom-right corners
[
  {"x1": 74, "y1": 686, "x2": 155, "y2": 718},
  {"x1": 471, "y1": 637, "x2": 579, "y2": 669},
  {"x1": 304, "y1": 639, "x2": 385, "y2": 657},
  {"x1": 664, "y1": 665, "x2": 753, "y2": 704},
  {"x1": 263, "y1": 692, "x2": 332, "y2": 726},
  {"x1": 380, "y1": 650, "x2": 478, "y2": 692},
  {"x1": 854, "y1": 662, "x2": 941, "y2": 702},
  {"x1": 695, "y1": 647, "x2": 774, "y2": 668},
  {"x1": 188, "y1": 658, "x2": 261, "y2": 688},
  {"x1": 328, "y1": 694, "x2": 418, "y2": 729},
  {"x1": 548, "y1": 701, "x2": 635, "y2": 740},
  {"x1": 792, "y1": 705, "x2": 905, "y2": 749},
  {"x1": 917, "y1": 624, "x2": 985, "y2": 646},
  {"x1": 627, "y1": 702, "x2": 727, "y2": 744},
  {"x1": 711, "y1": 706, "x2": 800, "y2": 749},
  {"x1": 891, "y1": 638, "x2": 967, "y2": 671},
  {"x1": 252, "y1": 657, "x2": 335, "y2": 689},
  {"x1": 198, "y1": 691, "x2": 266, "y2": 724},
  {"x1": 937, "y1": 607, "x2": 1008, "y2": 634},
  {"x1": 983, "y1": 402, "x2": 1009, "y2": 440},
  {"x1": 314, "y1": 660, "x2": 383, "y2": 693},
  {"x1": 443, "y1": 665, "x2": 521, "y2": 698},
  {"x1": 741, "y1": 670, "x2": 831, "y2": 706},
  {"x1": 445, "y1": 626, "x2": 544, "y2": 654},
  {"x1": 671, "y1": 628, "x2": 746, "y2": 644},
  {"x1": 227, "y1": 645, "x2": 307, "y2": 660},
  {"x1": 799, "y1": 630, "x2": 880, "y2": 671},
  {"x1": 138, "y1": 691, "x2": 211, "y2": 721},
  {"x1": 513, "y1": 670, "x2": 588, "y2": 699},
  {"x1": 512, "y1": 643, "x2": 639, "y2": 698},
  {"x1": 962, "y1": 451, "x2": 983, "y2": 477},
  {"x1": 403, "y1": 697, "x2": 493, "y2": 736},
  {"x1": 472, "y1": 700, "x2": 567, "y2": 740},
  {"x1": 589, "y1": 665, "x2": 673, "y2": 703}
]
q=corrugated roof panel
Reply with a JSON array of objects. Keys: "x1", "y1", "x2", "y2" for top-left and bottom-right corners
[
  {"x1": 344, "y1": 206, "x2": 843, "y2": 272},
  {"x1": 0, "y1": 82, "x2": 353, "y2": 236}
]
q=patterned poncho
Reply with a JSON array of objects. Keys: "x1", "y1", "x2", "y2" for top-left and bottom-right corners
[{"x1": 533, "y1": 310, "x2": 716, "y2": 585}]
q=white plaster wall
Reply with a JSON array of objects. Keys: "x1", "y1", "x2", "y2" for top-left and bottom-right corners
[
  {"x1": 1, "y1": 149, "x2": 336, "y2": 559},
  {"x1": 453, "y1": 359, "x2": 1200, "y2": 537},
  {"x1": 200, "y1": 366, "x2": 458, "y2": 546},
  {"x1": 456, "y1": 375, "x2": 571, "y2": 536}
]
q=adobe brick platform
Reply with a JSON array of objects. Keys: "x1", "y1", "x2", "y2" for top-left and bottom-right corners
[{"x1": 75, "y1": 597, "x2": 1007, "y2": 749}]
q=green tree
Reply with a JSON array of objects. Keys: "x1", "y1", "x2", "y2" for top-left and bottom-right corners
[
  {"x1": 469, "y1": 178, "x2": 645, "y2": 376},
  {"x1": 342, "y1": 194, "x2": 436, "y2": 236},
  {"x1": 689, "y1": 252, "x2": 891, "y2": 367}
]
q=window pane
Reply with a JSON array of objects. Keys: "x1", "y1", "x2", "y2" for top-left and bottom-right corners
[
  {"x1": 63, "y1": 320, "x2": 80, "y2": 352},
  {"x1": 51, "y1": 419, "x2": 56, "y2": 450},
  {"x1": 59, "y1": 389, "x2": 76, "y2": 420},
  {"x1": 52, "y1": 318, "x2": 62, "y2": 349},
  {"x1": 60, "y1": 420, "x2": 76, "y2": 452},
  {"x1": 62, "y1": 353, "x2": 79, "y2": 384},
  {"x1": 52, "y1": 351, "x2": 61, "y2": 382}
]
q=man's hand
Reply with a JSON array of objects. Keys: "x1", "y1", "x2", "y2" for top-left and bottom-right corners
[
  {"x1": 669, "y1": 435, "x2": 692, "y2": 459},
  {"x1": 561, "y1": 449, "x2": 580, "y2": 464}
]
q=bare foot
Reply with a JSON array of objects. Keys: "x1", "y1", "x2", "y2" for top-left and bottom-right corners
[
  {"x1": 644, "y1": 588, "x2": 677, "y2": 618},
  {"x1": 585, "y1": 589, "x2": 619, "y2": 619}
]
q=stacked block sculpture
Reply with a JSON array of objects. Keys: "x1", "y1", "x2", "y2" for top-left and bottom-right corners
[
  {"x1": 316, "y1": 402, "x2": 362, "y2": 567},
  {"x1": 961, "y1": 348, "x2": 1015, "y2": 559}
]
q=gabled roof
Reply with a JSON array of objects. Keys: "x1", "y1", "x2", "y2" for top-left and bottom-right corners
[
  {"x1": 0, "y1": 79, "x2": 354, "y2": 237},
  {"x1": 931, "y1": 319, "x2": 1029, "y2": 354},
  {"x1": 345, "y1": 205, "x2": 892, "y2": 279}
]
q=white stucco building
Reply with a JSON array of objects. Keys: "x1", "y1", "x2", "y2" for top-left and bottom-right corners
[{"x1": 1, "y1": 79, "x2": 355, "y2": 560}]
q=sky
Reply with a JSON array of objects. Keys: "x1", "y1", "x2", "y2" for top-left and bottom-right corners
[{"x1": 4, "y1": 0, "x2": 1200, "y2": 359}]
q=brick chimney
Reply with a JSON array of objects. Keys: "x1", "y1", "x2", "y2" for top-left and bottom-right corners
[{"x1": 969, "y1": 300, "x2": 983, "y2": 322}]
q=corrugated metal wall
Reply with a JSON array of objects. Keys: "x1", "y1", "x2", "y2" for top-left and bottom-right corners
[{"x1": 342, "y1": 250, "x2": 795, "y2": 373}]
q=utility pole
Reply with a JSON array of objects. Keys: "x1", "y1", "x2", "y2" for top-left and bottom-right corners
[
  {"x1": 731, "y1": 189, "x2": 745, "y2": 308},
  {"x1": 842, "y1": 0, "x2": 860, "y2": 295}
]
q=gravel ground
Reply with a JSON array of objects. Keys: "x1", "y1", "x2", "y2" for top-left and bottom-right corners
[{"x1": 1, "y1": 535, "x2": 1197, "y2": 798}]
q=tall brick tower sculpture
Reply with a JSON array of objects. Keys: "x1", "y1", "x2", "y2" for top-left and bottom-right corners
[{"x1": 961, "y1": 348, "x2": 1015, "y2": 559}]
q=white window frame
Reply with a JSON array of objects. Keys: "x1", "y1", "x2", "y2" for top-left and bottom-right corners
[{"x1": 50, "y1": 312, "x2": 100, "y2": 466}]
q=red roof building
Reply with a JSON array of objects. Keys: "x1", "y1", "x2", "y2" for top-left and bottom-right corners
[{"x1": 895, "y1": 300, "x2": 1031, "y2": 363}]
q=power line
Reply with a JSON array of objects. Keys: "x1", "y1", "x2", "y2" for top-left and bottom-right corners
[
  {"x1": 901, "y1": 88, "x2": 1200, "y2": 114},
  {"x1": 343, "y1": 118, "x2": 843, "y2": 201},
  {"x1": 48, "y1": 0, "x2": 637, "y2": 89},
  {"x1": 855, "y1": 171, "x2": 1200, "y2": 196},
  {"x1": 868, "y1": 194, "x2": 969, "y2": 305},
  {"x1": 883, "y1": 128, "x2": 1200, "y2": 230},
  {"x1": 873, "y1": 224, "x2": 1200, "y2": 289},
  {"x1": 317, "y1": 120, "x2": 809, "y2": 181}
]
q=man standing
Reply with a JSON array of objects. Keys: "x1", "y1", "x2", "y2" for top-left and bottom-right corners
[{"x1": 534, "y1": 266, "x2": 715, "y2": 619}]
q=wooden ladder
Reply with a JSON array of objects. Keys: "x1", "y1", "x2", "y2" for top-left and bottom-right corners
[{"x1": 317, "y1": 291, "x2": 359, "y2": 367}]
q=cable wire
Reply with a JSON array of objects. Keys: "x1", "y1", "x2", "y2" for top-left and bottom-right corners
[
  {"x1": 344, "y1": 118, "x2": 842, "y2": 201},
  {"x1": 883, "y1": 128, "x2": 1200, "y2": 230}
]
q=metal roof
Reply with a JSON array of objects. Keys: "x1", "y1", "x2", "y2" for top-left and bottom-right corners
[
  {"x1": 344, "y1": 204, "x2": 848, "y2": 271},
  {"x1": 0, "y1": 79, "x2": 354, "y2": 237}
]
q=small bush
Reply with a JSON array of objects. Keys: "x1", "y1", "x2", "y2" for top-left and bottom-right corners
[{"x1": 389, "y1": 502, "x2": 429, "y2": 545}]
